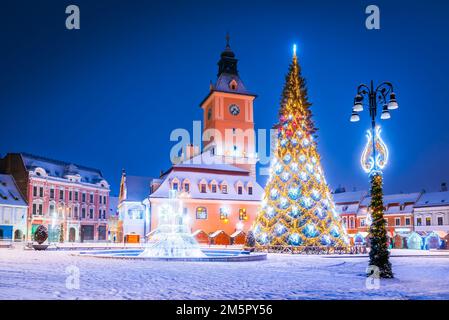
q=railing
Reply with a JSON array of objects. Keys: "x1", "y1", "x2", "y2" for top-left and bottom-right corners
[{"x1": 255, "y1": 245, "x2": 367, "y2": 255}]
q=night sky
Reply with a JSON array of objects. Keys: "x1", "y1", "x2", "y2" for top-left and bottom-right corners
[{"x1": 1, "y1": 0, "x2": 448, "y2": 195}]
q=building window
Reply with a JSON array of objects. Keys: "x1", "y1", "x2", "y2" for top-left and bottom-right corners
[
  {"x1": 75, "y1": 191, "x2": 79, "y2": 201},
  {"x1": 82, "y1": 193, "x2": 86, "y2": 203},
  {"x1": 211, "y1": 184, "x2": 217, "y2": 193},
  {"x1": 89, "y1": 208, "x2": 94, "y2": 219},
  {"x1": 395, "y1": 218, "x2": 401, "y2": 226},
  {"x1": 32, "y1": 203, "x2": 43, "y2": 215},
  {"x1": 184, "y1": 183, "x2": 190, "y2": 192},
  {"x1": 39, "y1": 187, "x2": 44, "y2": 198},
  {"x1": 90, "y1": 193, "x2": 94, "y2": 203},
  {"x1": 49, "y1": 204, "x2": 55, "y2": 216},
  {"x1": 207, "y1": 108, "x2": 212, "y2": 121},
  {"x1": 438, "y1": 216, "x2": 444, "y2": 226},
  {"x1": 417, "y1": 218, "x2": 422, "y2": 226},
  {"x1": 237, "y1": 186, "x2": 243, "y2": 195},
  {"x1": 74, "y1": 207, "x2": 79, "y2": 219},
  {"x1": 239, "y1": 208, "x2": 247, "y2": 221},
  {"x1": 81, "y1": 208, "x2": 86, "y2": 219},
  {"x1": 360, "y1": 219, "x2": 365, "y2": 227},
  {"x1": 50, "y1": 188, "x2": 55, "y2": 199},
  {"x1": 33, "y1": 186, "x2": 37, "y2": 197},
  {"x1": 248, "y1": 186, "x2": 253, "y2": 195},
  {"x1": 59, "y1": 189, "x2": 64, "y2": 201},
  {"x1": 173, "y1": 183, "x2": 179, "y2": 191},
  {"x1": 342, "y1": 205, "x2": 348, "y2": 212},
  {"x1": 220, "y1": 208, "x2": 229, "y2": 221},
  {"x1": 426, "y1": 217, "x2": 431, "y2": 226},
  {"x1": 222, "y1": 185, "x2": 228, "y2": 194},
  {"x1": 200, "y1": 184, "x2": 207, "y2": 193},
  {"x1": 350, "y1": 218, "x2": 354, "y2": 229},
  {"x1": 69, "y1": 191, "x2": 72, "y2": 201},
  {"x1": 405, "y1": 218, "x2": 411, "y2": 226},
  {"x1": 196, "y1": 207, "x2": 207, "y2": 219}
]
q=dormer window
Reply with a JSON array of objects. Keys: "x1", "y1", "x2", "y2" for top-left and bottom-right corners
[
  {"x1": 173, "y1": 182, "x2": 178, "y2": 191},
  {"x1": 200, "y1": 184, "x2": 206, "y2": 193},
  {"x1": 222, "y1": 184, "x2": 228, "y2": 194},
  {"x1": 229, "y1": 79, "x2": 238, "y2": 90},
  {"x1": 211, "y1": 184, "x2": 217, "y2": 193},
  {"x1": 238, "y1": 186, "x2": 243, "y2": 195},
  {"x1": 184, "y1": 183, "x2": 190, "y2": 192},
  {"x1": 248, "y1": 186, "x2": 253, "y2": 195}
]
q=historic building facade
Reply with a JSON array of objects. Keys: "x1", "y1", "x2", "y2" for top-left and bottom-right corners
[
  {"x1": 414, "y1": 188, "x2": 449, "y2": 235},
  {"x1": 0, "y1": 153, "x2": 110, "y2": 242},
  {"x1": 0, "y1": 174, "x2": 27, "y2": 241},
  {"x1": 117, "y1": 37, "x2": 263, "y2": 243}
]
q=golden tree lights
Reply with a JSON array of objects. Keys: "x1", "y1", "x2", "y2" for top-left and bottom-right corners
[{"x1": 252, "y1": 48, "x2": 349, "y2": 251}]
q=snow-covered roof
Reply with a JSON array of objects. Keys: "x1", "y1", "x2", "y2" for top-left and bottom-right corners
[
  {"x1": 415, "y1": 191, "x2": 449, "y2": 208},
  {"x1": 332, "y1": 191, "x2": 367, "y2": 204},
  {"x1": 210, "y1": 230, "x2": 227, "y2": 238},
  {"x1": 230, "y1": 230, "x2": 245, "y2": 238},
  {"x1": 0, "y1": 174, "x2": 27, "y2": 207},
  {"x1": 125, "y1": 176, "x2": 153, "y2": 202},
  {"x1": 213, "y1": 73, "x2": 255, "y2": 96},
  {"x1": 19, "y1": 153, "x2": 106, "y2": 185},
  {"x1": 361, "y1": 192, "x2": 421, "y2": 207},
  {"x1": 152, "y1": 152, "x2": 263, "y2": 201}
]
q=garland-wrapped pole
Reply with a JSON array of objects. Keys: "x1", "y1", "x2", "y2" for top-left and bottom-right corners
[{"x1": 350, "y1": 80, "x2": 398, "y2": 278}]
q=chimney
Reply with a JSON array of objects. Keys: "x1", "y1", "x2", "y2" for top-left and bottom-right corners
[{"x1": 441, "y1": 182, "x2": 448, "y2": 192}]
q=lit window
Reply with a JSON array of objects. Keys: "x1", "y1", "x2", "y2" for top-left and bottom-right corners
[
  {"x1": 426, "y1": 217, "x2": 431, "y2": 226},
  {"x1": 239, "y1": 208, "x2": 247, "y2": 221},
  {"x1": 196, "y1": 207, "x2": 207, "y2": 219},
  {"x1": 417, "y1": 218, "x2": 422, "y2": 226},
  {"x1": 220, "y1": 208, "x2": 229, "y2": 221}
]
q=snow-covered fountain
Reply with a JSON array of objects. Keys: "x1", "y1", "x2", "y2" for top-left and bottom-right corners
[{"x1": 139, "y1": 190, "x2": 205, "y2": 258}]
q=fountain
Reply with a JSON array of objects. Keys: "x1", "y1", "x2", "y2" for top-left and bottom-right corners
[
  {"x1": 78, "y1": 191, "x2": 266, "y2": 261},
  {"x1": 139, "y1": 190, "x2": 205, "y2": 258}
]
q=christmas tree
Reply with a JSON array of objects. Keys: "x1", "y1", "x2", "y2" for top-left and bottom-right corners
[{"x1": 252, "y1": 48, "x2": 349, "y2": 251}]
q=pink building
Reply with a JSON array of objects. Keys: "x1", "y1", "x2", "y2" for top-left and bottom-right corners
[{"x1": 0, "y1": 153, "x2": 110, "y2": 242}]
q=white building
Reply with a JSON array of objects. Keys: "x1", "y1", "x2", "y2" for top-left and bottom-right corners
[
  {"x1": 414, "y1": 190, "x2": 449, "y2": 235},
  {"x1": 0, "y1": 174, "x2": 27, "y2": 241}
]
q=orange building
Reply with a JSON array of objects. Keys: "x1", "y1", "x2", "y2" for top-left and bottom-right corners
[{"x1": 117, "y1": 36, "x2": 263, "y2": 243}]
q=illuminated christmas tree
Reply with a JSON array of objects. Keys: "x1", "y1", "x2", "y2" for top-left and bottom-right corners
[{"x1": 252, "y1": 47, "x2": 349, "y2": 251}]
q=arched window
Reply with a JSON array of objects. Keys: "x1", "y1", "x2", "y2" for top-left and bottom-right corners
[
  {"x1": 229, "y1": 79, "x2": 238, "y2": 90},
  {"x1": 196, "y1": 207, "x2": 207, "y2": 220}
]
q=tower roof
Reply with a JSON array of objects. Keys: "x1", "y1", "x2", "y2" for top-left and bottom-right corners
[{"x1": 201, "y1": 35, "x2": 256, "y2": 106}]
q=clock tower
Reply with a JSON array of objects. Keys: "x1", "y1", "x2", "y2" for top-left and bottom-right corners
[{"x1": 200, "y1": 35, "x2": 257, "y2": 177}]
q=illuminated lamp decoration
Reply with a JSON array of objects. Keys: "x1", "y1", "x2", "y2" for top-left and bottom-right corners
[{"x1": 361, "y1": 125, "x2": 389, "y2": 174}]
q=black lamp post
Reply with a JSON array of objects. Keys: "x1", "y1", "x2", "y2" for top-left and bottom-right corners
[{"x1": 350, "y1": 80, "x2": 399, "y2": 279}]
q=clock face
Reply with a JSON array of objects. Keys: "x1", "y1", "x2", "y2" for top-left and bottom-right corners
[{"x1": 229, "y1": 104, "x2": 240, "y2": 116}]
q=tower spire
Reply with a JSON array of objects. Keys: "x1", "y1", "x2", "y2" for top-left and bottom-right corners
[{"x1": 217, "y1": 33, "x2": 238, "y2": 76}]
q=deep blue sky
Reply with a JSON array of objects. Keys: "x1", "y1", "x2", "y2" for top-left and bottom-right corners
[{"x1": 1, "y1": 0, "x2": 448, "y2": 195}]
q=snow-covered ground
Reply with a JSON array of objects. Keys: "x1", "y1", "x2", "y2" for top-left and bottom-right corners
[{"x1": 1, "y1": 248, "x2": 449, "y2": 300}]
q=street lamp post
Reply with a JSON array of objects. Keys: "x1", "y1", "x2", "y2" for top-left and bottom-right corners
[{"x1": 351, "y1": 80, "x2": 398, "y2": 279}]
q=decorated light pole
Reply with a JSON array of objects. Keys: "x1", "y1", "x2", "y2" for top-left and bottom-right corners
[{"x1": 350, "y1": 81, "x2": 398, "y2": 279}]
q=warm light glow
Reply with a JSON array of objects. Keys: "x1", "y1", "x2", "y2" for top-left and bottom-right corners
[{"x1": 293, "y1": 44, "x2": 297, "y2": 56}]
